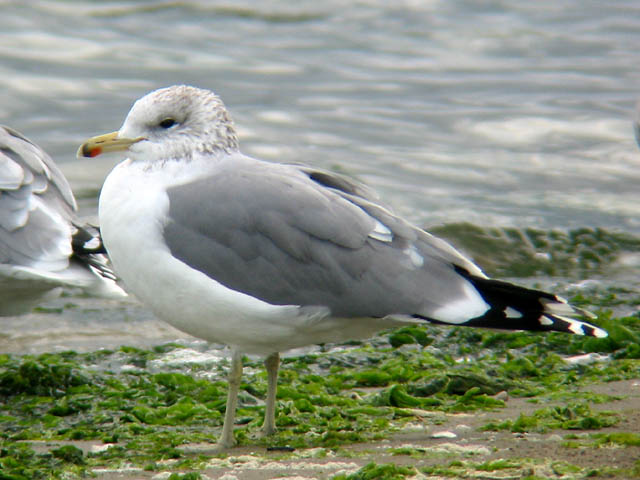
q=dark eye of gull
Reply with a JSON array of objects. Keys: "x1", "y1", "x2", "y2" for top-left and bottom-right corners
[{"x1": 159, "y1": 118, "x2": 177, "y2": 129}]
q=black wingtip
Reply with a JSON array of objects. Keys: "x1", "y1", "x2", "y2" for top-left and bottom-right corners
[{"x1": 424, "y1": 266, "x2": 609, "y2": 338}]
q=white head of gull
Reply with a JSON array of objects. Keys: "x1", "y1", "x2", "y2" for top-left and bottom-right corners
[{"x1": 78, "y1": 85, "x2": 607, "y2": 450}]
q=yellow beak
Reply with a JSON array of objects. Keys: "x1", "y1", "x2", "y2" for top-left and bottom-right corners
[{"x1": 77, "y1": 131, "x2": 144, "y2": 158}]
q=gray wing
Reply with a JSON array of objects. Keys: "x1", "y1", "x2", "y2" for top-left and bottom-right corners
[
  {"x1": 164, "y1": 156, "x2": 484, "y2": 319},
  {"x1": 0, "y1": 126, "x2": 126, "y2": 314},
  {"x1": 0, "y1": 125, "x2": 77, "y2": 271}
]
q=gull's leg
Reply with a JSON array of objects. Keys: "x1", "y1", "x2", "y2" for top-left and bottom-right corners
[
  {"x1": 262, "y1": 352, "x2": 280, "y2": 436},
  {"x1": 217, "y1": 350, "x2": 243, "y2": 449}
]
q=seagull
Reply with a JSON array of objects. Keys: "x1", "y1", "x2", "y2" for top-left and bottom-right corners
[
  {"x1": 0, "y1": 125, "x2": 125, "y2": 316},
  {"x1": 78, "y1": 85, "x2": 607, "y2": 450}
]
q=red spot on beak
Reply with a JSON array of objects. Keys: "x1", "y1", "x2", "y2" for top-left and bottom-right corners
[{"x1": 81, "y1": 143, "x2": 103, "y2": 158}]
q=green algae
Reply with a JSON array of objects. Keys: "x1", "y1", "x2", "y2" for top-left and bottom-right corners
[
  {"x1": 564, "y1": 432, "x2": 640, "y2": 448},
  {"x1": 388, "y1": 326, "x2": 433, "y2": 348},
  {"x1": 475, "y1": 458, "x2": 523, "y2": 471},
  {"x1": 51, "y1": 445, "x2": 84, "y2": 465},
  {"x1": 482, "y1": 402, "x2": 620, "y2": 433},
  {"x1": 0, "y1": 442, "x2": 87, "y2": 480},
  {"x1": 0, "y1": 354, "x2": 91, "y2": 397},
  {"x1": 0, "y1": 305, "x2": 637, "y2": 478},
  {"x1": 167, "y1": 472, "x2": 202, "y2": 480},
  {"x1": 592, "y1": 432, "x2": 640, "y2": 446},
  {"x1": 420, "y1": 459, "x2": 530, "y2": 478},
  {"x1": 419, "y1": 457, "x2": 639, "y2": 480},
  {"x1": 331, "y1": 462, "x2": 416, "y2": 480}
]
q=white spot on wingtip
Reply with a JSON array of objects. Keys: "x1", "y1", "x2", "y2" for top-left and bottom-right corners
[
  {"x1": 545, "y1": 314, "x2": 607, "y2": 338},
  {"x1": 568, "y1": 321, "x2": 586, "y2": 335},
  {"x1": 84, "y1": 237, "x2": 101, "y2": 250},
  {"x1": 505, "y1": 307, "x2": 522, "y2": 319},
  {"x1": 593, "y1": 327, "x2": 608, "y2": 338},
  {"x1": 539, "y1": 316, "x2": 554, "y2": 326}
]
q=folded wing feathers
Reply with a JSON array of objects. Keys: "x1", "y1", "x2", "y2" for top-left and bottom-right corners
[
  {"x1": 541, "y1": 296, "x2": 596, "y2": 319},
  {"x1": 300, "y1": 166, "x2": 606, "y2": 338},
  {"x1": 441, "y1": 266, "x2": 607, "y2": 338},
  {"x1": 539, "y1": 297, "x2": 605, "y2": 337}
]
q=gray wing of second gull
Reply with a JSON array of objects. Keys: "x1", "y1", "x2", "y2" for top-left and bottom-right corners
[
  {"x1": 0, "y1": 125, "x2": 126, "y2": 315},
  {"x1": 0, "y1": 125, "x2": 76, "y2": 271},
  {"x1": 164, "y1": 154, "x2": 485, "y2": 320}
]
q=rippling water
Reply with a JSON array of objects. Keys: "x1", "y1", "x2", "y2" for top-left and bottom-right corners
[{"x1": 1, "y1": 0, "x2": 639, "y2": 352}]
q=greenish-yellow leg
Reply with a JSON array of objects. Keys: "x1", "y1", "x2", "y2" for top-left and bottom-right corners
[
  {"x1": 262, "y1": 352, "x2": 280, "y2": 436},
  {"x1": 217, "y1": 350, "x2": 243, "y2": 449}
]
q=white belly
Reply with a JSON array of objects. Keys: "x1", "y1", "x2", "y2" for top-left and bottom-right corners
[{"x1": 99, "y1": 160, "x2": 398, "y2": 355}]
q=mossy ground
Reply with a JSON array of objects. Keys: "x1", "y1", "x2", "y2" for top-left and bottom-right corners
[{"x1": 1, "y1": 308, "x2": 638, "y2": 479}]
